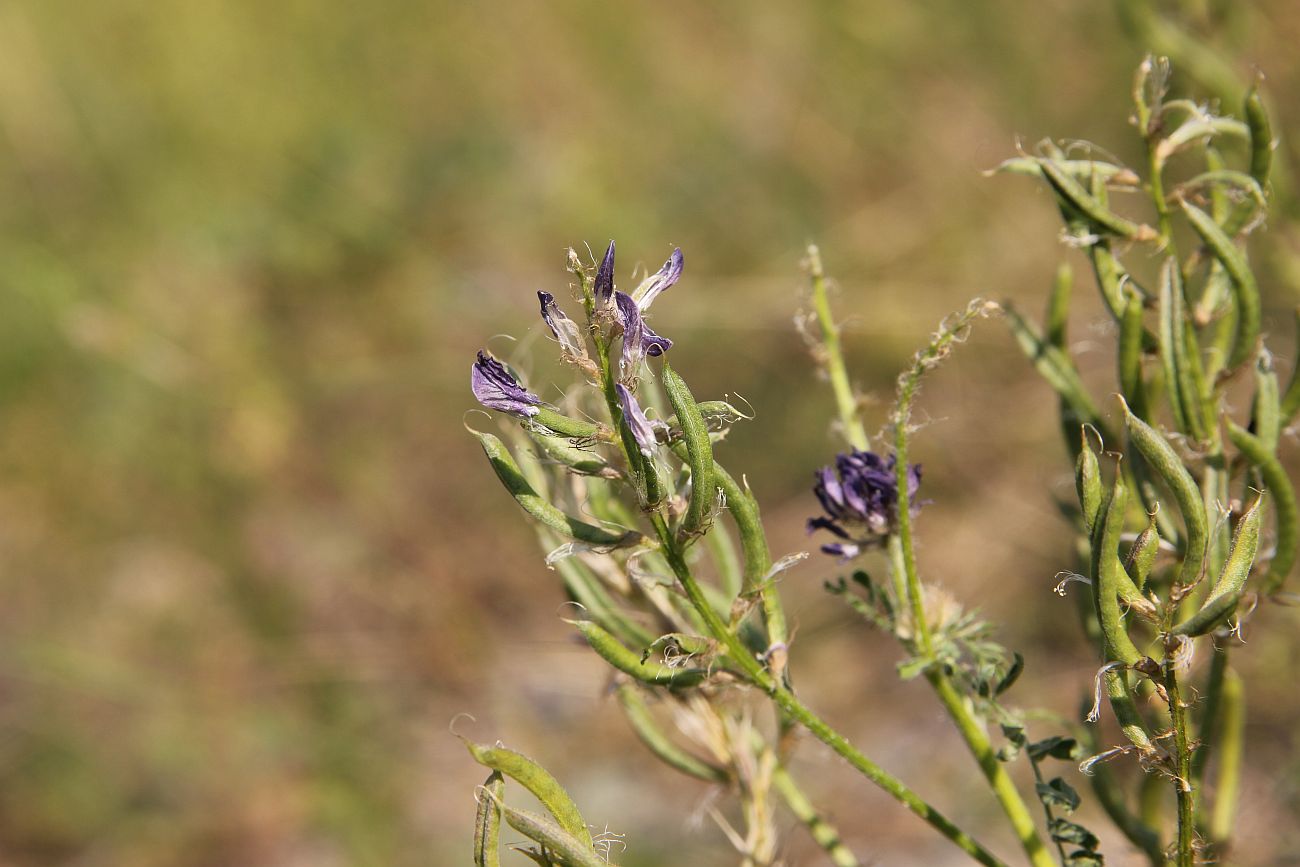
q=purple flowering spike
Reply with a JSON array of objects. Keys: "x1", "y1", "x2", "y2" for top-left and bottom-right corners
[
  {"x1": 594, "y1": 240, "x2": 616, "y2": 304},
  {"x1": 615, "y1": 291, "x2": 673, "y2": 373},
  {"x1": 538, "y1": 291, "x2": 587, "y2": 359},
  {"x1": 471, "y1": 350, "x2": 542, "y2": 417},
  {"x1": 632, "y1": 247, "x2": 684, "y2": 310},
  {"x1": 807, "y1": 447, "x2": 923, "y2": 559},
  {"x1": 615, "y1": 383, "x2": 660, "y2": 457}
]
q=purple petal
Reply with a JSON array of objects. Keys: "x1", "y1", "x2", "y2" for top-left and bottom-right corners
[
  {"x1": 471, "y1": 350, "x2": 541, "y2": 416},
  {"x1": 633, "y1": 248, "x2": 684, "y2": 310},
  {"x1": 538, "y1": 291, "x2": 586, "y2": 358},
  {"x1": 615, "y1": 383, "x2": 659, "y2": 457},
  {"x1": 806, "y1": 516, "x2": 850, "y2": 539},
  {"x1": 594, "y1": 240, "x2": 616, "y2": 304},
  {"x1": 615, "y1": 291, "x2": 673, "y2": 372},
  {"x1": 820, "y1": 542, "x2": 862, "y2": 562}
]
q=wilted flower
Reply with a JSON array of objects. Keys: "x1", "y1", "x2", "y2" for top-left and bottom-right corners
[
  {"x1": 615, "y1": 383, "x2": 663, "y2": 457},
  {"x1": 594, "y1": 240, "x2": 617, "y2": 305},
  {"x1": 538, "y1": 291, "x2": 588, "y2": 360},
  {"x1": 470, "y1": 350, "x2": 542, "y2": 417},
  {"x1": 807, "y1": 449, "x2": 922, "y2": 559},
  {"x1": 632, "y1": 247, "x2": 684, "y2": 310}
]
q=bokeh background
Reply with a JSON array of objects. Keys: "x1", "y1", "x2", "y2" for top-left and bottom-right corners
[{"x1": 2, "y1": 2, "x2": 1298, "y2": 865}]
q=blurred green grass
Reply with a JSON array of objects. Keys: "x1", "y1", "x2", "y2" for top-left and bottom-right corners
[{"x1": 1, "y1": 2, "x2": 1298, "y2": 864}]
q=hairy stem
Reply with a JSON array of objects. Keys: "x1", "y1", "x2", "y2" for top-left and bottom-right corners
[
  {"x1": 807, "y1": 244, "x2": 869, "y2": 451},
  {"x1": 1165, "y1": 656, "x2": 1196, "y2": 867}
]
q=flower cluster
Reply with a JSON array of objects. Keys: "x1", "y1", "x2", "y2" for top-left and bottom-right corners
[
  {"x1": 807, "y1": 449, "x2": 922, "y2": 560},
  {"x1": 470, "y1": 242, "x2": 683, "y2": 457}
]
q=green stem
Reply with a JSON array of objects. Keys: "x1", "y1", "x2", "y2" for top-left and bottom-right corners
[
  {"x1": 1208, "y1": 668, "x2": 1244, "y2": 848},
  {"x1": 647, "y1": 512, "x2": 1006, "y2": 867},
  {"x1": 1164, "y1": 656, "x2": 1196, "y2": 867},
  {"x1": 807, "y1": 244, "x2": 869, "y2": 451},
  {"x1": 770, "y1": 758, "x2": 861, "y2": 867}
]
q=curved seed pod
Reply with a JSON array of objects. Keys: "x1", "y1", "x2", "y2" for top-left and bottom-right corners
[
  {"x1": 1076, "y1": 429, "x2": 1103, "y2": 535},
  {"x1": 491, "y1": 797, "x2": 606, "y2": 867},
  {"x1": 1172, "y1": 493, "x2": 1261, "y2": 636},
  {"x1": 1036, "y1": 158, "x2": 1158, "y2": 241},
  {"x1": 1252, "y1": 351, "x2": 1281, "y2": 453},
  {"x1": 464, "y1": 741, "x2": 595, "y2": 847},
  {"x1": 474, "y1": 771, "x2": 504, "y2": 867},
  {"x1": 1125, "y1": 512, "x2": 1160, "y2": 590},
  {"x1": 1120, "y1": 397, "x2": 1208, "y2": 588},
  {"x1": 1094, "y1": 474, "x2": 1142, "y2": 666},
  {"x1": 663, "y1": 365, "x2": 716, "y2": 536},
  {"x1": 1245, "y1": 84, "x2": 1274, "y2": 191},
  {"x1": 1225, "y1": 419, "x2": 1297, "y2": 593},
  {"x1": 1181, "y1": 200, "x2": 1261, "y2": 372},
  {"x1": 1157, "y1": 116, "x2": 1249, "y2": 162},
  {"x1": 470, "y1": 429, "x2": 640, "y2": 548},
  {"x1": 570, "y1": 620, "x2": 709, "y2": 688},
  {"x1": 614, "y1": 683, "x2": 728, "y2": 783}
]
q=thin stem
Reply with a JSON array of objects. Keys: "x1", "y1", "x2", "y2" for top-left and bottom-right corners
[
  {"x1": 1027, "y1": 756, "x2": 1070, "y2": 866},
  {"x1": 1164, "y1": 657, "x2": 1196, "y2": 867},
  {"x1": 1208, "y1": 668, "x2": 1244, "y2": 848},
  {"x1": 647, "y1": 512, "x2": 1006, "y2": 867},
  {"x1": 807, "y1": 244, "x2": 869, "y2": 451},
  {"x1": 769, "y1": 758, "x2": 861, "y2": 867}
]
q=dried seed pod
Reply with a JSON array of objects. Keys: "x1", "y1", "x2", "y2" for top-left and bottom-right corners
[
  {"x1": 570, "y1": 620, "x2": 709, "y2": 688},
  {"x1": 663, "y1": 364, "x2": 716, "y2": 537},
  {"x1": 471, "y1": 428, "x2": 641, "y2": 549},
  {"x1": 1120, "y1": 397, "x2": 1208, "y2": 589},
  {"x1": 1225, "y1": 419, "x2": 1297, "y2": 593},
  {"x1": 474, "y1": 771, "x2": 504, "y2": 867},
  {"x1": 464, "y1": 741, "x2": 595, "y2": 848}
]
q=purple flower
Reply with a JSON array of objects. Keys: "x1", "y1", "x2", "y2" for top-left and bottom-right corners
[
  {"x1": 615, "y1": 291, "x2": 673, "y2": 373},
  {"x1": 615, "y1": 383, "x2": 662, "y2": 457},
  {"x1": 538, "y1": 291, "x2": 587, "y2": 360},
  {"x1": 594, "y1": 240, "x2": 617, "y2": 305},
  {"x1": 807, "y1": 449, "x2": 923, "y2": 559},
  {"x1": 471, "y1": 350, "x2": 542, "y2": 417},
  {"x1": 632, "y1": 247, "x2": 684, "y2": 310}
]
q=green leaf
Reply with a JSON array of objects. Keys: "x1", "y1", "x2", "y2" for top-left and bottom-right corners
[
  {"x1": 1028, "y1": 736, "x2": 1082, "y2": 762},
  {"x1": 1037, "y1": 778, "x2": 1081, "y2": 813},
  {"x1": 1050, "y1": 817, "x2": 1100, "y2": 850}
]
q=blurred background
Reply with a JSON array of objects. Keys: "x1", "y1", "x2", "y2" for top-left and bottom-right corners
[{"x1": 1, "y1": 1, "x2": 1298, "y2": 864}]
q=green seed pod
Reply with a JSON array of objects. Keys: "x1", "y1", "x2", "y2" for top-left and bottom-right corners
[
  {"x1": 663, "y1": 365, "x2": 716, "y2": 537},
  {"x1": 493, "y1": 798, "x2": 606, "y2": 867},
  {"x1": 464, "y1": 741, "x2": 595, "y2": 847},
  {"x1": 1125, "y1": 512, "x2": 1160, "y2": 591},
  {"x1": 1252, "y1": 350, "x2": 1281, "y2": 453},
  {"x1": 1046, "y1": 263, "x2": 1072, "y2": 348},
  {"x1": 1076, "y1": 428, "x2": 1103, "y2": 535},
  {"x1": 1225, "y1": 419, "x2": 1297, "y2": 593},
  {"x1": 615, "y1": 683, "x2": 728, "y2": 783},
  {"x1": 988, "y1": 156, "x2": 1140, "y2": 186},
  {"x1": 571, "y1": 620, "x2": 709, "y2": 688},
  {"x1": 1172, "y1": 494, "x2": 1262, "y2": 636},
  {"x1": 1093, "y1": 473, "x2": 1142, "y2": 666},
  {"x1": 470, "y1": 428, "x2": 640, "y2": 549},
  {"x1": 1282, "y1": 308, "x2": 1300, "y2": 425},
  {"x1": 1036, "y1": 158, "x2": 1158, "y2": 242},
  {"x1": 474, "y1": 771, "x2": 504, "y2": 867},
  {"x1": 1118, "y1": 287, "x2": 1148, "y2": 421},
  {"x1": 531, "y1": 406, "x2": 609, "y2": 441},
  {"x1": 1120, "y1": 397, "x2": 1208, "y2": 589},
  {"x1": 1005, "y1": 305, "x2": 1107, "y2": 441},
  {"x1": 529, "y1": 430, "x2": 617, "y2": 478},
  {"x1": 1245, "y1": 83, "x2": 1274, "y2": 191},
  {"x1": 1181, "y1": 200, "x2": 1261, "y2": 372},
  {"x1": 1158, "y1": 258, "x2": 1207, "y2": 440}
]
